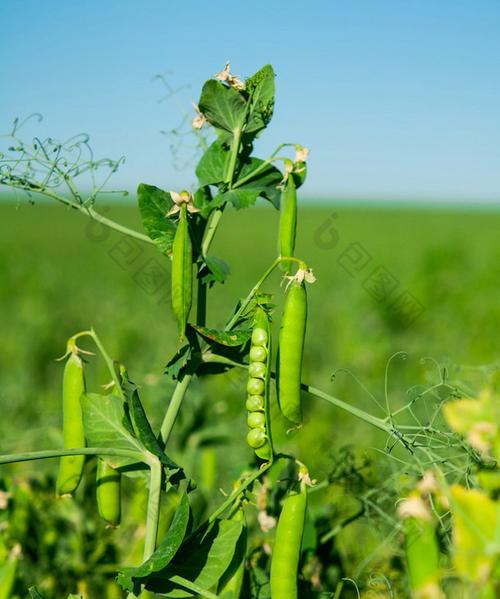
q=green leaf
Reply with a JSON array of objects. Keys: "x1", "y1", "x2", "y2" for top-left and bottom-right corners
[
  {"x1": 196, "y1": 141, "x2": 229, "y2": 187},
  {"x1": 28, "y1": 589, "x2": 48, "y2": 599},
  {"x1": 81, "y1": 393, "x2": 148, "y2": 469},
  {"x1": 193, "y1": 186, "x2": 216, "y2": 220},
  {"x1": 198, "y1": 80, "x2": 247, "y2": 134},
  {"x1": 147, "y1": 519, "x2": 243, "y2": 597},
  {"x1": 121, "y1": 374, "x2": 181, "y2": 475},
  {"x1": 451, "y1": 485, "x2": 499, "y2": 583},
  {"x1": 244, "y1": 64, "x2": 275, "y2": 136},
  {"x1": 165, "y1": 344, "x2": 192, "y2": 381},
  {"x1": 217, "y1": 508, "x2": 247, "y2": 598},
  {"x1": 137, "y1": 183, "x2": 176, "y2": 256},
  {"x1": 191, "y1": 325, "x2": 250, "y2": 347},
  {"x1": 117, "y1": 493, "x2": 190, "y2": 593},
  {"x1": 164, "y1": 327, "x2": 202, "y2": 381},
  {"x1": 221, "y1": 158, "x2": 282, "y2": 209},
  {"x1": 477, "y1": 470, "x2": 500, "y2": 494},
  {"x1": 200, "y1": 255, "x2": 230, "y2": 286},
  {"x1": 292, "y1": 161, "x2": 307, "y2": 189}
]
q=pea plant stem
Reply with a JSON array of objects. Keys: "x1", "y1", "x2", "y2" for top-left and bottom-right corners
[
  {"x1": 224, "y1": 257, "x2": 281, "y2": 331},
  {"x1": 0, "y1": 447, "x2": 140, "y2": 465},
  {"x1": 15, "y1": 187, "x2": 155, "y2": 244},
  {"x1": 300, "y1": 382, "x2": 396, "y2": 436},
  {"x1": 201, "y1": 206, "x2": 225, "y2": 256},
  {"x1": 207, "y1": 459, "x2": 274, "y2": 524},
  {"x1": 196, "y1": 277, "x2": 207, "y2": 326},
  {"x1": 196, "y1": 206, "x2": 225, "y2": 327},
  {"x1": 85, "y1": 206, "x2": 154, "y2": 244},
  {"x1": 225, "y1": 127, "x2": 242, "y2": 187},
  {"x1": 232, "y1": 142, "x2": 294, "y2": 189},
  {"x1": 72, "y1": 328, "x2": 124, "y2": 398},
  {"x1": 159, "y1": 374, "x2": 193, "y2": 445},
  {"x1": 168, "y1": 576, "x2": 219, "y2": 599},
  {"x1": 89, "y1": 329, "x2": 124, "y2": 398},
  {"x1": 143, "y1": 459, "x2": 162, "y2": 560}
]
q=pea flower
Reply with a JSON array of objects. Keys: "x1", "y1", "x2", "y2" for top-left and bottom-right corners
[
  {"x1": 294, "y1": 145, "x2": 310, "y2": 163},
  {"x1": 167, "y1": 190, "x2": 200, "y2": 217}
]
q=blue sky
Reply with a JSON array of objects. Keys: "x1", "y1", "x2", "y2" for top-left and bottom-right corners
[{"x1": 1, "y1": 0, "x2": 499, "y2": 202}]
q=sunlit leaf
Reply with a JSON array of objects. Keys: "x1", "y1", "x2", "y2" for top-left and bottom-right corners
[
  {"x1": 218, "y1": 158, "x2": 283, "y2": 210},
  {"x1": 196, "y1": 140, "x2": 229, "y2": 187},
  {"x1": 200, "y1": 255, "x2": 230, "y2": 286},
  {"x1": 245, "y1": 64, "x2": 275, "y2": 136},
  {"x1": 117, "y1": 493, "x2": 190, "y2": 593},
  {"x1": 138, "y1": 183, "x2": 176, "y2": 256},
  {"x1": 81, "y1": 393, "x2": 147, "y2": 469},
  {"x1": 191, "y1": 324, "x2": 250, "y2": 347},
  {"x1": 147, "y1": 519, "x2": 243, "y2": 597},
  {"x1": 199, "y1": 80, "x2": 247, "y2": 134}
]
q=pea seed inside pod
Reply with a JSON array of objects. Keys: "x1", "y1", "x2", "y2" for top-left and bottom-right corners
[
  {"x1": 247, "y1": 377, "x2": 265, "y2": 395},
  {"x1": 246, "y1": 395, "x2": 264, "y2": 412},
  {"x1": 247, "y1": 411, "x2": 265, "y2": 428},
  {"x1": 250, "y1": 345, "x2": 267, "y2": 362},
  {"x1": 247, "y1": 427, "x2": 266, "y2": 449},
  {"x1": 251, "y1": 328, "x2": 268, "y2": 346},
  {"x1": 246, "y1": 395, "x2": 264, "y2": 411},
  {"x1": 248, "y1": 361, "x2": 266, "y2": 379}
]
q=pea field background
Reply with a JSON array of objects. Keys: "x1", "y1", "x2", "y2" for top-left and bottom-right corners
[
  {"x1": 3, "y1": 201, "x2": 499, "y2": 455},
  {"x1": 1, "y1": 195, "x2": 500, "y2": 596}
]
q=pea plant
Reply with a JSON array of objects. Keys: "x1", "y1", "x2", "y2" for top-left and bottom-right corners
[{"x1": 1, "y1": 64, "x2": 498, "y2": 599}]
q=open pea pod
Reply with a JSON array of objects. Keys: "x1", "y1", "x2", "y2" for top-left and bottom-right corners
[{"x1": 245, "y1": 304, "x2": 273, "y2": 461}]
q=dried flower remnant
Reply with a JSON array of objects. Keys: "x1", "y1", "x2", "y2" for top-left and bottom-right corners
[
  {"x1": 258, "y1": 510, "x2": 277, "y2": 532},
  {"x1": 191, "y1": 103, "x2": 206, "y2": 130},
  {"x1": 397, "y1": 495, "x2": 433, "y2": 522},
  {"x1": 214, "y1": 62, "x2": 245, "y2": 91}
]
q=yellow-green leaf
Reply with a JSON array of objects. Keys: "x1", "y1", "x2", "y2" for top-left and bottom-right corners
[{"x1": 450, "y1": 485, "x2": 499, "y2": 584}]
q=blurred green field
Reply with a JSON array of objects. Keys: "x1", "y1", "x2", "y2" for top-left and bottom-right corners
[
  {"x1": 0, "y1": 203, "x2": 500, "y2": 451},
  {"x1": 1, "y1": 200, "x2": 498, "y2": 462},
  {"x1": 1, "y1": 199, "x2": 499, "y2": 596}
]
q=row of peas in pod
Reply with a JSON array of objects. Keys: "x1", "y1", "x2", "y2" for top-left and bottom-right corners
[
  {"x1": 246, "y1": 265, "x2": 311, "y2": 461},
  {"x1": 245, "y1": 305, "x2": 273, "y2": 461}
]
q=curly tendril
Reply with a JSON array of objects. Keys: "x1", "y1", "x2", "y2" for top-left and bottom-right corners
[{"x1": 0, "y1": 114, "x2": 126, "y2": 206}]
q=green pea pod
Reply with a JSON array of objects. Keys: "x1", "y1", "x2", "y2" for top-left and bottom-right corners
[
  {"x1": 278, "y1": 176, "x2": 297, "y2": 272},
  {"x1": 277, "y1": 279, "x2": 307, "y2": 425},
  {"x1": 270, "y1": 484, "x2": 307, "y2": 599},
  {"x1": 96, "y1": 457, "x2": 121, "y2": 526},
  {"x1": 0, "y1": 547, "x2": 19, "y2": 599},
  {"x1": 404, "y1": 517, "x2": 441, "y2": 597},
  {"x1": 217, "y1": 507, "x2": 247, "y2": 598},
  {"x1": 172, "y1": 204, "x2": 192, "y2": 341},
  {"x1": 56, "y1": 352, "x2": 86, "y2": 496},
  {"x1": 200, "y1": 446, "x2": 217, "y2": 492}
]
